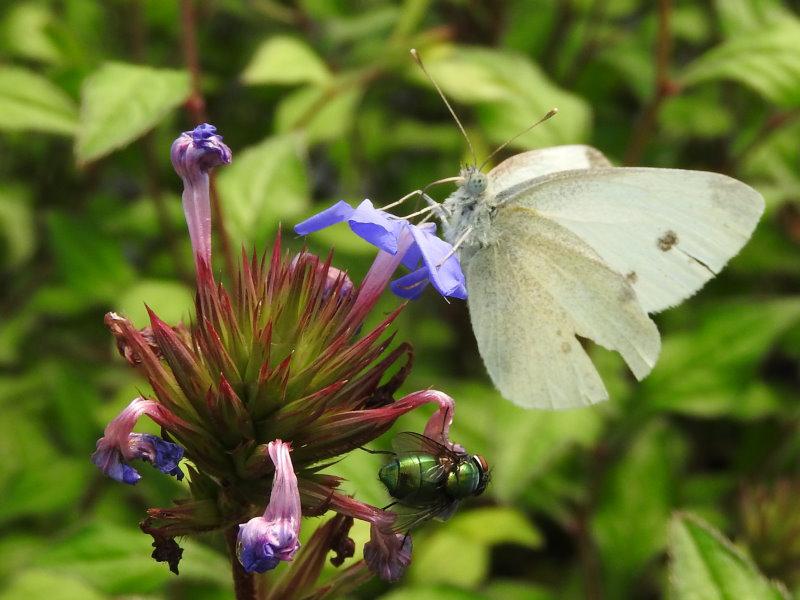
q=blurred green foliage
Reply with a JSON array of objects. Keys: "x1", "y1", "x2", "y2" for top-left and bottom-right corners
[{"x1": 2, "y1": 0, "x2": 800, "y2": 598}]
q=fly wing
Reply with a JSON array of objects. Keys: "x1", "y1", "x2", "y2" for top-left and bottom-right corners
[
  {"x1": 389, "y1": 497, "x2": 459, "y2": 533},
  {"x1": 487, "y1": 145, "x2": 610, "y2": 195},
  {"x1": 391, "y1": 432, "x2": 450, "y2": 456},
  {"x1": 465, "y1": 208, "x2": 660, "y2": 409},
  {"x1": 498, "y1": 168, "x2": 764, "y2": 313}
]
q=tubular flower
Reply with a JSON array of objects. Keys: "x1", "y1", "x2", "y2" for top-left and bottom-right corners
[
  {"x1": 91, "y1": 397, "x2": 185, "y2": 484},
  {"x1": 170, "y1": 123, "x2": 231, "y2": 266},
  {"x1": 295, "y1": 202, "x2": 467, "y2": 300},
  {"x1": 237, "y1": 440, "x2": 301, "y2": 572},
  {"x1": 97, "y1": 125, "x2": 475, "y2": 595}
]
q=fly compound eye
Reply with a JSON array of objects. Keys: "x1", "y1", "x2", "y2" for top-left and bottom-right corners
[
  {"x1": 466, "y1": 173, "x2": 487, "y2": 195},
  {"x1": 472, "y1": 454, "x2": 491, "y2": 496}
]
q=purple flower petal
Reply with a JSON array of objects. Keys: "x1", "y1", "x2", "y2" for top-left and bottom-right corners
[
  {"x1": 294, "y1": 201, "x2": 355, "y2": 236},
  {"x1": 390, "y1": 268, "x2": 430, "y2": 299},
  {"x1": 295, "y1": 200, "x2": 403, "y2": 254},
  {"x1": 348, "y1": 200, "x2": 402, "y2": 254},
  {"x1": 405, "y1": 225, "x2": 467, "y2": 299},
  {"x1": 129, "y1": 433, "x2": 185, "y2": 480}
]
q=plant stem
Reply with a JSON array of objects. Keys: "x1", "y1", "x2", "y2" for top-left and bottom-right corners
[
  {"x1": 179, "y1": 0, "x2": 237, "y2": 283},
  {"x1": 128, "y1": 0, "x2": 190, "y2": 281},
  {"x1": 225, "y1": 526, "x2": 257, "y2": 600},
  {"x1": 623, "y1": 0, "x2": 675, "y2": 166}
]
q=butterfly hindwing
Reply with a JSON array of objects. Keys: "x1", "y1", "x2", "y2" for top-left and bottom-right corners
[{"x1": 465, "y1": 207, "x2": 660, "y2": 409}]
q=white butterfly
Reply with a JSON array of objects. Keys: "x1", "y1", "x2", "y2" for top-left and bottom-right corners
[{"x1": 434, "y1": 144, "x2": 763, "y2": 409}]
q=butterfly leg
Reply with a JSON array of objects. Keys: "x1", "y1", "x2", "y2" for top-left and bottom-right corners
[
  {"x1": 380, "y1": 177, "x2": 461, "y2": 211},
  {"x1": 435, "y1": 226, "x2": 473, "y2": 266}
]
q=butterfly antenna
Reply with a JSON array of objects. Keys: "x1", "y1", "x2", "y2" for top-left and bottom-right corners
[
  {"x1": 478, "y1": 108, "x2": 559, "y2": 170},
  {"x1": 410, "y1": 48, "x2": 477, "y2": 166}
]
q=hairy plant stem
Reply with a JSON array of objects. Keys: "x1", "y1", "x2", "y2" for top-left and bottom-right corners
[
  {"x1": 623, "y1": 0, "x2": 675, "y2": 166},
  {"x1": 225, "y1": 526, "x2": 257, "y2": 600},
  {"x1": 179, "y1": 0, "x2": 237, "y2": 283}
]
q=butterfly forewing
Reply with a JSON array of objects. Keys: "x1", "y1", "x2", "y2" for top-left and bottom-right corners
[{"x1": 502, "y1": 167, "x2": 764, "y2": 313}]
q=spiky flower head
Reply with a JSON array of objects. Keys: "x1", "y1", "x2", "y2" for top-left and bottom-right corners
[{"x1": 94, "y1": 124, "x2": 472, "y2": 590}]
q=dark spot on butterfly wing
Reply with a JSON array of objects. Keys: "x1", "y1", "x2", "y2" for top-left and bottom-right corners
[{"x1": 657, "y1": 230, "x2": 678, "y2": 251}]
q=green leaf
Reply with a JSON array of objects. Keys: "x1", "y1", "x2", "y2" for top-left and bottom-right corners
[
  {"x1": 0, "y1": 570, "x2": 106, "y2": 600},
  {"x1": 117, "y1": 279, "x2": 194, "y2": 327},
  {"x1": 448, "y1": 507, "x2": 542, "y2": 548},
  {"x1": 241, "y1": 36, "x2": 330, "y2": 86},
  {"x1": 36, "y1": 521, "x2": 229, "y2": 595},
  {"x1": 680, "y1": 22, "x2": 800, "y2": 107},
  {"x1": 379, "y1": 585, "x2": 486, "y2": 600},
  {"x1": 46, "y1": 212, "x2": 136, "y2": 304},
  {"x1": 415, "y1": 45, "x2": 591, "y2": 149},
  {"x1": 0, "y1": 183, "x2": 36, "y2": 268},
  {"x1": 217, "y1": 134, "x2": 309, "y2": 251},
  {"x1": 643, "y1": 299, "x2": 800, "y2": 418},
  {"x1": 0, "y1": 66, "x2": 78, "y2": 135},
  {"x1": 0, "y1": 457, "x2": 89, "y2": 524},
  {"x1": 275, "y1": 82, "x2": 363, "y2": 143},
  {"x1": 1, "y1": 2, "x2": 63, "y2": 64},
  {"x1": 408, "y1": 529, "x2": 489, "y2": 588},
  {"x1": 668, "y1": 512, "x2": 790, "y2": 599},
  {"x1": 76, "y1": 62, "x2": 190, "y2": 163},
  {"x1": 592, "y1": 421, "x2": 684, "y2": 597},
  {"x1": 489, "y1": 399, "x2": 604, "y2": 502},
  {"x1": 714, "y1": 0, "x2": 796, "y2": 37},
  {"x1": 484, "y1": 580, "x2": 555, "y2": 600}
]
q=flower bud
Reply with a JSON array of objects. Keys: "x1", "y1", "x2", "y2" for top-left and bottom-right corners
[
  {"x1": 363, "y1": 523, "x2": 412, "y2": 582},
  {"x1": 170, "y1": 123, "x2": 231, "y2": 266}
]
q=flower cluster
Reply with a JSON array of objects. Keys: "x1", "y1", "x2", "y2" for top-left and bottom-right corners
[{"x1": 92, "y1": 124, "x2": 474, "y2": 596}]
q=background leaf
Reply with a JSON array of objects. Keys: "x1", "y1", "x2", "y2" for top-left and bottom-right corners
[
  {"x1": 0, "y1": 66, "x2": 77, "y2": 134},
  {"x1": 680, "y1": 21, "x2": 800, "y2": 107},
  {"x1": 75, "y1": 62, "x2": 190, "y2": 163},
  {"x1": 242, "y1": 36, "x2": 331, "y2": 86},
  {"x1": 217, "y1": 134, "x2": 310, "y2": 250},
  {"x1": 669, "y1": 512, "x2": 790, "y2": 600}
]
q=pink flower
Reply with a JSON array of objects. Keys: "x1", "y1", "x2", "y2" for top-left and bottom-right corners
[
  {"x1": 170, "y1": 123, "x2": 231, "y2": 267},
  {"x1": 91, "y1": 397, "x2": 184, "y2": 484},
  {"x1": 236, "y1": 440, "x2": 302, "y2": 572}
]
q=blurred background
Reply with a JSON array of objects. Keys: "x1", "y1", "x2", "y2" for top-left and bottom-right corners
[{"x1": 2, "y1": 1, "x2": 800, "y2": 599}]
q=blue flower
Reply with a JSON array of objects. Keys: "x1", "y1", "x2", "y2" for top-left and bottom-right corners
[
  {"x1": 91, "y1": 398, "x2": 185, "y2": 485},
  {"x1": 295, "y1": 202, "x2": 467, "y2": 300},
  {"x1": 236, "y1": 440, "x2": 301, "y2": 573},
  {"x1": 295, "y1": 200, "x2": 402, "y2": 254},
  {"x1": 392, "y1": 223, "x2": 467, "y2": 300}
]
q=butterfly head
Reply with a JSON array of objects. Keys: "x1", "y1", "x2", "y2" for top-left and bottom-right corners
[{"x1": 462, "y1": 167, "x2": 488, "y2": 196}]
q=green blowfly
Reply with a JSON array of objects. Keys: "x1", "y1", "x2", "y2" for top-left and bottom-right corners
[{"x1": 377, "y1": 431, "x2": 490, "y2": 532}]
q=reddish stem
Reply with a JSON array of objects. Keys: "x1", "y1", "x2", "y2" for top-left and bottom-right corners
[
  {"x1": 623, "y1": 0, "x2": 675, "y2": 165},
  {"x1": 225, "y1": 526, "x2": 257, "y2": 600},
  {"x1": 179, "y1": 0, "x2": 237, "y2": 283}
]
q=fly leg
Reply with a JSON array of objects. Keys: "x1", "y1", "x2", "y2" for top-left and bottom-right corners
[{"x1": 358, "y1": 446, "x2": 395, "y2": 456}]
